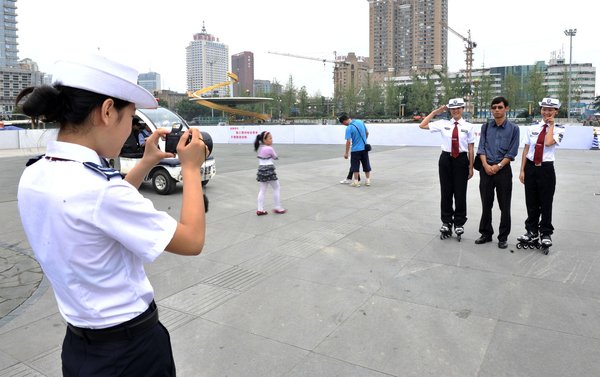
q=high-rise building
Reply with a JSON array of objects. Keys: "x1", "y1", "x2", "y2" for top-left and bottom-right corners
[
  {"x1": 0, "y1": 0, "x2": 18, "y2": 68},
  {"x1": 0, "y1": 0, "x2": 44, "y2": 116},
  {"x1": 545, "y1": 60, "x2": 596, "y2": 116},
  {"x1": 231, "y1": 51, "x2": 254, "y2": 96},
  {"x1": 138, "y1": 72, "x2": 161, "y2": 93},
  {"x1": 253, "y1": 79, "x2": 272, "y2": 96},
  {"x1": 185, "y1": 23, "x2": 229, "y2": 96},
  {"x1": 368, "y1": 0, "x2": 447, "y2": 79},
  {"x1": 333, "y1": 52, "x2": 370, "y2": 94}
]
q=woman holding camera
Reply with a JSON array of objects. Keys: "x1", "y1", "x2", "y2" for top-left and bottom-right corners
[{"x1": 17, "y1": 54, "x2": 207, "y2": 376}]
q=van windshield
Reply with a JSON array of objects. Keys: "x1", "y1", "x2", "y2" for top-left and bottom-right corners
[{"x1": 137, "y1": 108, "x2": 188, "y2": 130}]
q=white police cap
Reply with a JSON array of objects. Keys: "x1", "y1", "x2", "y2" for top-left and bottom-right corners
[
  {"x1": 539, "y1": 97, "x2": 560, "y2": 109},
  {"x1": 447, "y1": 98, "x2": 465, "y2": 109},
  {"x1": 51, "y1": 54, "x2": 158, "y2": 109}
]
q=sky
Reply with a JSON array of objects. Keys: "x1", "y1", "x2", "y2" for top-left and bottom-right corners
[{"x1": 16, "y1": 0, "x2": 598, "y2": 98}]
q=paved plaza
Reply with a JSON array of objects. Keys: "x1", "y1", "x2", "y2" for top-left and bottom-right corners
[{"x1": 1, "y1": 144, "x2": 600, "y2": 377}]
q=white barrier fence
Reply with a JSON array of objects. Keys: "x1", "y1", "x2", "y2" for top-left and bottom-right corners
[{"x1": 1, "y1": 124, "x2": 596, "y2": 151}]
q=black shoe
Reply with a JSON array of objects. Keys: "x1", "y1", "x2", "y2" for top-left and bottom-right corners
[
  {"x1": 498, "y1": 240, "x2": 508, "y2": 249},
  {"x1": 475, "y1": 235, "x2": 492, "y2": 244}
]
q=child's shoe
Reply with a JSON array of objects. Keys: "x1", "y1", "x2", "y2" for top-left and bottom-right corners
[
  {"x1": 256, "y1": 210, "x2": 268, "y2": 216},
  {"x1": 273, "y1": 208, "x2": 287, "y2": 214}
]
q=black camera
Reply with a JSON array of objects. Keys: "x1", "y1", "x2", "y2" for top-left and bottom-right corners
[
  {"x1": 164, "y1": 124, "x2": 214, "y2": 156},
  {"x1": 164, "y1": 124, "x2": 190, "y2": 154}
]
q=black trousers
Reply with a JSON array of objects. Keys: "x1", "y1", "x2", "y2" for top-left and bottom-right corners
[
  {"x1": 478, "y1": 165, "x2": 513, "y2": 241},
  {"x1": 346, "y1": 166, "x2": 360, "y2": 181},
  {"x1": 62, "y1": 316, "x2": 175, "y2": 376},
  {"x1": 523, "y1": 159, "x2": 556, "y2": 235},
  {"x1": 438, "y1": 152, "x2": 469, "y2": 227}
]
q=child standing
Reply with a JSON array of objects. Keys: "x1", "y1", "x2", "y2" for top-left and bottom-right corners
[{"x1": 255, "y1": 131, "x2": 286, "y2": 215}]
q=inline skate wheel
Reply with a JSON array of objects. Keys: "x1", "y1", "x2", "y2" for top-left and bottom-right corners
[{"x1": 516, "y1": 243, "x2": 522, "y2": 249}]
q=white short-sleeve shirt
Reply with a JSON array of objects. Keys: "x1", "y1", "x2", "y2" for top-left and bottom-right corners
[
  {"x1": 18, "y1": 141, "x2": 178, "y2": 328},
  {"x1": 523, "y1": 122, "x2": 565, "y2": 162},
  {"x1": 429, "y1": 118, "x2": 476, "y2": 153}
]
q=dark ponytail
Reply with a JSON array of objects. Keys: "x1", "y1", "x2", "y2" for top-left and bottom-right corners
[
  {"x1": 254, "y1": 131, "x2": 269, "y2": 151},
  {"x1": 16, "y1": 84, "x2": 130, "y2": 128}
]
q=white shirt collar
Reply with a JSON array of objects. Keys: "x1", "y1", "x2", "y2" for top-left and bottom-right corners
[{"x1": 45, "y1": 140, "x2": 104, "y2": 165}]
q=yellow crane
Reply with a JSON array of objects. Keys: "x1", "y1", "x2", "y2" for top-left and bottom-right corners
[{"x1": 440, "y1": 22, "x2": 477, "y2": 114}]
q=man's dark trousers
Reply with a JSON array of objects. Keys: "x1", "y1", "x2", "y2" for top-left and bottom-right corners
[{"x1": 478, "y1": 166, "x2": 512, "y2": 241}]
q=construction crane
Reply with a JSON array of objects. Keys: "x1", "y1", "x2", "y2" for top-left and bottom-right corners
[
  {"x1": 440, "y1": 22, "x2": 477, "y2": 114},
  {"x1": 267, "y1": 51, "x2": 350, "y2": 67}
]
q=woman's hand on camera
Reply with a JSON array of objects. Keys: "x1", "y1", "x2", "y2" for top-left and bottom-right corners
[
  {"x1": 143, "y1": 128, "x2": 174, "y2": 164},
  {"x1": 177, "y1": 128, "x2": 207, "y2": 169}
]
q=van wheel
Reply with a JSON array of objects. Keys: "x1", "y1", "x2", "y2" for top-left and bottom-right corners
[{"x1": 152, "y1": 170, "x2": 176, "y2": 195}]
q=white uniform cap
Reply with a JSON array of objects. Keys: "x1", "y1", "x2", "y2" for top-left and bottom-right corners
[
  {"x1": 539, "y1": 97, "x2": 560, "y2": 109},
  {"x1": 447, "y1": 98, "x2": 465, "y2": 109},
  {"x1": 51, "y1": 54, "x2": 158, "y2": 109}
]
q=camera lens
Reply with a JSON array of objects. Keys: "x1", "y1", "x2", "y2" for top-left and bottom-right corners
[{"x1": 200, "y1": 131, "x2": 213, "y2": 156}]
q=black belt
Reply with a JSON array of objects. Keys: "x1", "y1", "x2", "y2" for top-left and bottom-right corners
[
  {"x1": 526, "y1": 159, "x2": 554, "y2": 166},
  {"x1": 67, "y1": 301, "x2": 158, "y2": 343},
  {"x1": 441, "y1": 151, "x2": 467, "y2": 157}
]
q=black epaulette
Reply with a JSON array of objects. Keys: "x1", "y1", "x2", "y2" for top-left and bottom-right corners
[
  {"x1": 556, "y1": 124, "x2": 565, "y2": 128},
  {"x1": 26, "y1": 154, "x2": 44, "y2": 166},
  {"x1": 83, "y1": 162, "x2": 122, "y2": 181}
]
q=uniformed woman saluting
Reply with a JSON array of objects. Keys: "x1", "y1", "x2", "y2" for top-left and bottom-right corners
[
  {"x1": 419, "y1": 98, "x2": 476, "y2": 240},
  {"x1": 16, "y1": 54, "x2": 207, "y2": 376}
]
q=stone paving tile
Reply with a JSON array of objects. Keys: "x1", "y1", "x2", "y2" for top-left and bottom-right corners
[{"x1": 1, "y1": 146, "x2": 600, "y2": 377}]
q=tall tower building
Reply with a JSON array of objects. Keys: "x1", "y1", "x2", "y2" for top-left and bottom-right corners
[
  {"x1": 231, "y1": 51, "x2": 254, "y2": 96},
  {"x1": 0, "y1": 0, "x2": 43, "y2": 116},
  {"x1": 368, "y1": 0, "x2": 447, "y2": 78},
  {"x1": 185, "y1": 23, "x2": 229, "y2": 96},
  {"x1": 138, "y1": 72, "x2": 161, "y2": 93},
  {"x1": 0, "y1": 0, "x2": 18, "y2": 67}
]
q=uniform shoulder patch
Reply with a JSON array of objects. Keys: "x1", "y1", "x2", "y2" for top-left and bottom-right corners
[
  {"x1": 83, "y1": 162, "x2": 122, "y2": 181},
  {"x1": 26, "y1": 154, "x2": 44, "y2": 166}
]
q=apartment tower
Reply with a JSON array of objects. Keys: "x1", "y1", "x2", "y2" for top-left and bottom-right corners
[
  {"x1": 231, "y1": 51, "x2": 254, "y2": 96},
  {"x1": 0, "y1": 0, "x2": 18, "y2": 67},
  {"x1": 185, "y1": 23, "x2": 229, "y2": 96},
  {"x1": 368, "y1": 0, "x2": 447, "y2": 79}
]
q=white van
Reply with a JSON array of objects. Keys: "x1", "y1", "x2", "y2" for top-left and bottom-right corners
[{"x1": 110, "y1": 107, "x2": 216, "y2": 195}]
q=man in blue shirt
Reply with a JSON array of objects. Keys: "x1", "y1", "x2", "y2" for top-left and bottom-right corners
[
  {"x1": 475, "y1": 96, "x2": 520, "y2": 249},
  {"x1": 340, "y1": 113, "x2": 371, "y2": 187}
]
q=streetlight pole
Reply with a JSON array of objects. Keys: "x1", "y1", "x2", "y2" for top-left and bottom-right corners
[{"x1": 564, "y1": 28, "x2": 577, "y2": 123}]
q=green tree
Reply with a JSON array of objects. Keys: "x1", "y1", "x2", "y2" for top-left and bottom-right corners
[
  {"x1": 340, "y1": 84, "x2": 359, "y2": 116},
  {"x1": 503, "y1": 73, "x2": 520, "y2": 116},
  {"x1": 526, "y1": 66, "x2": 546, "y2": 115},
  {"x1": 281, "y1": 76, "x2": 297, "y2": 117},
  {"x1": 363, "y1": 78, "x2": 383, "y2": 117},
  {"x1": 157, "y1": 98, "x2": 169, "y2": 108},
  {"x1": 407, "y1": 75, "x2": 435, "y2": 115},
  {"x1": 297, "y1": 86, "x2": 309, "y2": 116},
  {"x1": 175, "y1": 99, "x2": 207, "y2": 121},
  {"x1": 383, "y1": 80, "x2": 397, "y2": 117}
]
